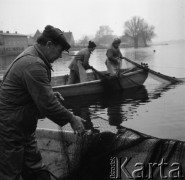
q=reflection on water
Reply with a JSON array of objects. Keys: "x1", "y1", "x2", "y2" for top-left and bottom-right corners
[
  {"x1": 63, "y1": 82, "x2": 179, "y2": 135},
  {"x1": 65, "y1": 86, "x2": 149, "y2": 133}
]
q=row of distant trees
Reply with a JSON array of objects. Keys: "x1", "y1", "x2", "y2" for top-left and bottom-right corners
[{"x1": 79, "y1": 16, "x2": 156, "y2": 48}]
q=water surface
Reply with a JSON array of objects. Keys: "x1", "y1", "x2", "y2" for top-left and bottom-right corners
[{"x1": 1, "y1": 43, "x2": 185, "y2": 141}]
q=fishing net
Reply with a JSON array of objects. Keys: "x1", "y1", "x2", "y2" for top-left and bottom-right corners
[
  {"x1": 37, "y1": 126, "x2": 185, "y2": 180},
  {"x1": 122, "y1": 57, "x2": 183, "y2": 84}
]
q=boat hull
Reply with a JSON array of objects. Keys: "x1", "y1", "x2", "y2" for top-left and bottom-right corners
[{"x1": 52, "y1": 69, "x2": 148, "y2": 97}]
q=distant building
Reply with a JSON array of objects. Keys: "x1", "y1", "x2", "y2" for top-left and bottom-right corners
[
  {"x1": 63, "y1": 31, "x2": 75, "y2": 47},
  {"x1": 33, "y1": 30, "x2": 42, "y2": 41},
  {"x1": 28, "y1": 30, "x2": 75, "y2": 47},
  {"x1": 28, "y1": 29, "x2": 42, "y2": 46},
  {"x1": 0, "y1": 31, "x2": 28, "y2": 56}
]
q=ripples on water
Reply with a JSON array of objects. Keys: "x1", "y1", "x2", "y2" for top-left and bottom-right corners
[{"x1": 1, "y1": 43, "x2": 185, "y2": 140}]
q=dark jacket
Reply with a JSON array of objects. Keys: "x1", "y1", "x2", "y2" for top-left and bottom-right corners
[{"x1": 0, "y1": 44, "x2": 73, "y2": 143}]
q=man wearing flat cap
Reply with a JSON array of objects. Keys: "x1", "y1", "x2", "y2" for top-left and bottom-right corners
[
  {"x1": 0, "y1": 25, "x2": 85, "y2": 180},
  {"x1": 68, "y1": 41, "x2": 96, "y2": 84}
]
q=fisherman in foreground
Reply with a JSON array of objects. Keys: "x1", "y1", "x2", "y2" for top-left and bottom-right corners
[{"x1": 0, "y1": 25, "x2": 85, "y2": 180}]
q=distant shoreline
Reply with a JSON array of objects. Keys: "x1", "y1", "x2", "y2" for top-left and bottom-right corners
[{"x1": 70, "y1": 40, "x2": 185, "y2": 52}]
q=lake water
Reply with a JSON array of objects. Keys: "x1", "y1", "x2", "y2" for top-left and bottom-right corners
[{"x1": 1, "y1": 43, "x2": 185, "y2": 141}]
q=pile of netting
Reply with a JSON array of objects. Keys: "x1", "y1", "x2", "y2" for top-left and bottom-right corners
[{"x1": 60, "y1": 127, "x2": 185, "y2": 180}]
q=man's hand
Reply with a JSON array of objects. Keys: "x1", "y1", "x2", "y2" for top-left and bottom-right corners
[{"x1": 70, "y1": 115, "x2": 85, "y2": 136}]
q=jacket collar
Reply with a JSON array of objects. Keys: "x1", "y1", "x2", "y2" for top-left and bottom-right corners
[{"x1": 34, "y1": 44, "x2": 53, "y2": 71}]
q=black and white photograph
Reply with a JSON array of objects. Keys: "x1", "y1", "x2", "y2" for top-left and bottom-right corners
[{"x1": 0, "y1": 0, "x2": 185, "y2": 179}]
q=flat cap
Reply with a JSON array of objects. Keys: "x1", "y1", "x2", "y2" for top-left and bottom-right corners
[{"x1": 43, "y1": 25, "x2": 71, "y2": 52}]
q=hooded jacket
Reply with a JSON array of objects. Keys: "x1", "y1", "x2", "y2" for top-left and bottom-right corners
[{"x1": 106, "y1": 45, "x2": 123, "y2": 65}]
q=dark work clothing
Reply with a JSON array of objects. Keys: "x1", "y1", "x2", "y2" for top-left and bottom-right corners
[
  {"x1": 106, "y1": 45, "x2": 123, "y2": 75},
  {"x1": 68, "y1": 48, "x2": 91, "y2": 84},
  {"x1": 106, "y1": 45, "x2": 122, "y2": 65},
  {"x1": 0, "y1": 133, "x2": 50, "y2": 180},
  {"x1": 68, "y1": 48, "x2": 91, "y2": 72},
  {"x1": 0, "y1": 44, "x2": 74, "y2": 179},
  {"x1": 68, "y1": 69, "x2": 80, "y2": 84}
]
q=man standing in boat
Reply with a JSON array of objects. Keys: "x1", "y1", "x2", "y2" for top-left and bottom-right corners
[
  {"x1": 106, "y1": 38, "x2": 123, "y2": 75},
  {"x1": 67, "y1": 41, "x2": 96, "y2": 84},
  {"x1": 0, "y1": 25, "x2": 85, "y2": 180}
]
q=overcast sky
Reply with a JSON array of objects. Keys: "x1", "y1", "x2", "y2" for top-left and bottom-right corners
[{"x1": 0, "y1": 0, "x2": 184, "y2": 42}]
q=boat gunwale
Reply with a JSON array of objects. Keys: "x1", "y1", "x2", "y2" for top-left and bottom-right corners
[{"x1": 52, "y1": 69, "x2": 147, "y2": 89}]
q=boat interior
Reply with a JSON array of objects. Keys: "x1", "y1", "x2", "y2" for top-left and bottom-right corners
[{"x1": 51, "y1": 68, "x2": 138, "y2": 86}]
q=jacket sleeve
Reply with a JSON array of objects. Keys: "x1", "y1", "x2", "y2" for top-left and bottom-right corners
[
  {"x1": 82, "y1": 51, "x2": 91, "y2": 69},
  {"x1": 22, "y1": 62, "x2": 74, "y2": 127}
]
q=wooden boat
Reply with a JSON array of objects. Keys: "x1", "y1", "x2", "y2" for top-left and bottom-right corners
[{"x1": 51, "y1": 68, "x2": 148, "y2": 97}]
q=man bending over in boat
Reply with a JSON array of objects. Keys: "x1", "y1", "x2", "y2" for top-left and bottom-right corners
[
  {"x1": 67, "y1": 41, "x2": 96, "y2": 84},
  {"x1": 106, "y1": 38, "x2": 124, "y2": 75},
  {"x1": 0, "y1": 25, "x2": 85, "y2": 180}
]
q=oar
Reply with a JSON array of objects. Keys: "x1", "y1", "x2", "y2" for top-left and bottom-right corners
[{"x1": 122, "y1": 57, "x2": 182, "y2": 83}]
